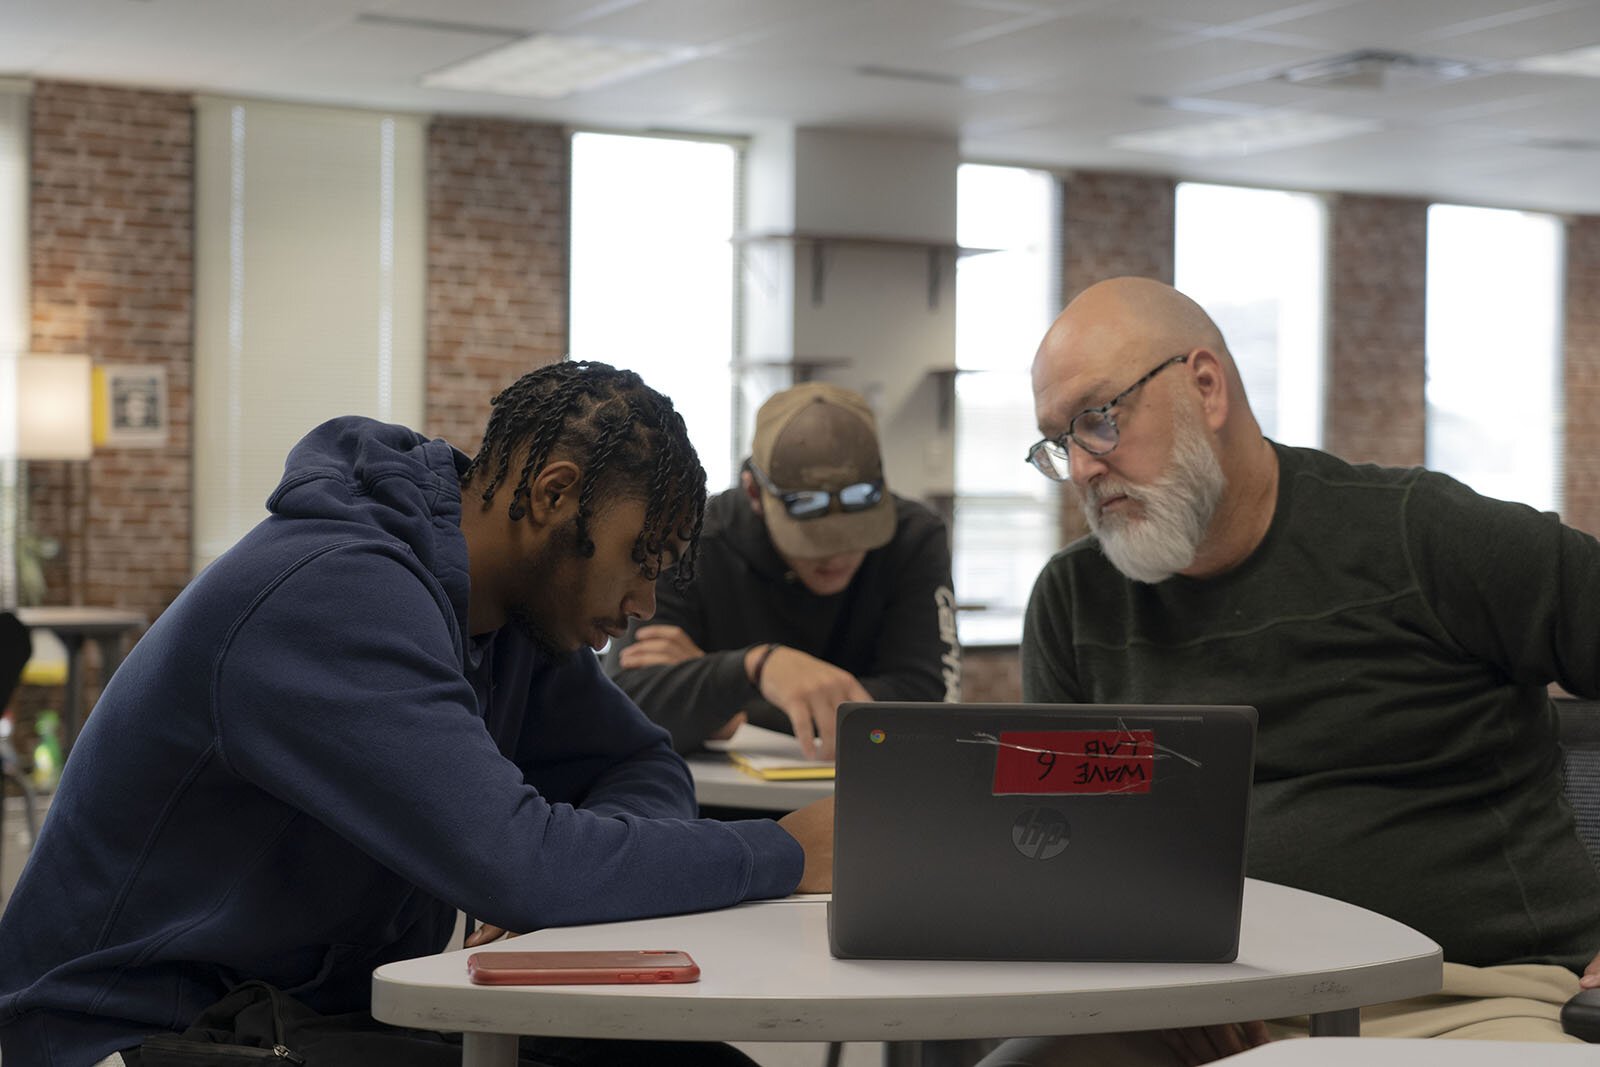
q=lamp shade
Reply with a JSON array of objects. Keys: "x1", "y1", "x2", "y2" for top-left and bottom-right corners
[{"x1": 0, "y1": 353, "x2": 93, "y2": 460}]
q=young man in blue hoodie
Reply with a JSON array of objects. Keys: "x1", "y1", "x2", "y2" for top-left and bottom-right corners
[{"x1": 0, "y1": 361, "x2": 831, "y2": 1067}]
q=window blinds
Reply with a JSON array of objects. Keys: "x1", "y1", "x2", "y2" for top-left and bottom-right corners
[
  {"x1": 193, "y1": 97, "x2": 425, "y2": 570},
  {"x1": 0, "y1": 81, "x2": 29, "y2": 607}
]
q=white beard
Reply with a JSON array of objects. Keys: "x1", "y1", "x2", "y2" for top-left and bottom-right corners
[{"x1": 1082, "y1": 412, "x2": 1226, "y2": 584}]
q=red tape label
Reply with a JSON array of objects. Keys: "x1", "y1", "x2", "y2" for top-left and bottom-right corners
[{"x1": 991, "y1": 730, "x2": 1155, "y2": 795}]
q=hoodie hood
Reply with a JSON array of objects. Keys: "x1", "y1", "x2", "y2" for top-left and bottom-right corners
[
  {"x1": 267, "y1": 416, "x2": 473, "y2": 633},
  {"x1": 703, "y1": 486, "x2": 793, "y2": 580}
]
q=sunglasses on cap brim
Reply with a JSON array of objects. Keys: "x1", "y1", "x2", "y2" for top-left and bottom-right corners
[{"x1": 745, "y1": 459, "x2": 885, "y2": 520}]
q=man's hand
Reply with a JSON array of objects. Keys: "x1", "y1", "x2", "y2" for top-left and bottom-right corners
[
  {"x1": 1158, "y1": 1022, "x2": 1271, "y2": 1064},
  {"x1": 1581, "y1": 948, "x2": 1600, "y2": 989},
  {"x1": 618, "y1": 625, "x2": 705, "y2": 669},
  {"x1": 748, "y1": 646, "x2": 870, "y2": 760},
  {"x1": 777, "y1": 796, "x2": 834, "y2": 894}
]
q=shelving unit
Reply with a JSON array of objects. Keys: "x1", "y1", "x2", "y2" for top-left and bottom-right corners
[
  {"x1": 732, "y1": 231, "x2": 995, "y2": 309},
  {"x1": 924, "y1": 365, "x2": 979, "y2": 431},
  {"x1": 734, "y1": 356, "x2": 852, "y2": 383}
]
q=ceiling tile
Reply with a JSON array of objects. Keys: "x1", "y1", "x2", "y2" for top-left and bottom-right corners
[
  {"x1": 274, "y1": 21, "x2": 509, "y2": 79},
  {"x1": 1268, "y1": 0, "x2": 1585, "y2": 53},
  {"x1": 557, "y1": 0, "x2": 853, "y2": 49},
  {"x1": 1428, "y1": 4, "x2": 1600, "y2": 61},
  {"x1": 371, "y1": 0, "x2": 600, "y2": 35},
  {"x1": 1094, "y1": 34, "x2": 1333, "y2": 97},
  {"x1": 722, "y1": 0, "x2": 1044, "y2": 71},
  {"x1": 561, "y1": 52, "x2": 990, "y2": 130},
  {"x1": 0, "y1": 32, "x2": 65, "y2": 71},
  {"x1": 928, "y1": 8, "x2": 1191, "y2": 88},
  {"x1": 1107, "y1": 0, "x2": 1364, "y2": 32},
  {"x1": 4, "y1": 0, "x2": 1600, "y2": 213}
]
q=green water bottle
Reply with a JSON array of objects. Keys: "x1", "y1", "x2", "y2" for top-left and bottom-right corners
[{"x1": 32, "y1": 710, "x2": 63, "y2": 792}]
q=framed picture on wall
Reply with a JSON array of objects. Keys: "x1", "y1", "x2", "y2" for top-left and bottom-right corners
[{"x1": 96, "y1": 364, "x2": 168, "y2": 448}]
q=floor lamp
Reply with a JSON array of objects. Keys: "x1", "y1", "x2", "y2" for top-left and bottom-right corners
[{"x1": 1, "y1": 353, "x2": 93, "y2": 610}]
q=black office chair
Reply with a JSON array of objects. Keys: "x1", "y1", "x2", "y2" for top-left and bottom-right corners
[
  {"x1": 1559, "y1": 700, "x2": 1600, "y2": 866},
  {"x1": 1557, "y1": 698, "x2": 1600, "y2": 1041},
  {"x1": 0, "y1": 611, "x2": 30, "y2": 708},
  {"x1": 0, "y1": 611, "x2": 41, "y2": 895}
]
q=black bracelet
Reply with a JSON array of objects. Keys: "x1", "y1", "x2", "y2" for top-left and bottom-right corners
[{"x1": 751, "y1": 642, "x2": 781, "y2": 689}]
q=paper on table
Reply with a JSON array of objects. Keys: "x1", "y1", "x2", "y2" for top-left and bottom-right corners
[
  {"x1": 704, "y1": 723, "x2": 835, "y2": 781},
  {"x1": 726, "y1": 751, "x2": 836, "y2": 781}
]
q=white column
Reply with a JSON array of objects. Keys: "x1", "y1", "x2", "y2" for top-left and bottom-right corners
[{"x1": 740, "y1": 127, "x2": 959, "y2": 504}]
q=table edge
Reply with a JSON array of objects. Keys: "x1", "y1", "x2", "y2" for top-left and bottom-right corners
[{"x1": 373, "y1": 944, "x2": 1443, "y2": 1041}]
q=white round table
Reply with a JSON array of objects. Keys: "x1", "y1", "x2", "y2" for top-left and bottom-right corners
[{"x1": 373, "y1": 880, "x2": 1442, "y2": 1067}]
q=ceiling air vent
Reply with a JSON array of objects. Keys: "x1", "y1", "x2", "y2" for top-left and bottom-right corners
[
  {"x1": 854, "y1": 65, "x2": 997, "y2": 91},
  {"x1": 1521, "y1": 136, "x2": 1600, "y2": 153},
  {"x1": 1280, "y1": 49, "x2": 1480, "y2": 90}
]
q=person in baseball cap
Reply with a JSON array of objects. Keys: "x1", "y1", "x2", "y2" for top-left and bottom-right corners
[
  {"x1": 607, "y1": 381, "x2": 961, "y2": 762},
  {"x1": 745, "y1": 382, "x2": 896, "y2": 575}
]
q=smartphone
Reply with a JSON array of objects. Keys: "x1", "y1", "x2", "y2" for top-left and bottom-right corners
[{"x1": 465, "y1": 949, "x2": 700, "y2": 985}]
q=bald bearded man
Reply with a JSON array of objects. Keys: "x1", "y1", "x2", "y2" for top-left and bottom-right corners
[{"x1": 984, "y1": 277, "x2": 1600, "y2": 1064}]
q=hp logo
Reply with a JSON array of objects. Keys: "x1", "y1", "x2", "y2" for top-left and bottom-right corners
[{"x1": 1011, "y1": 808, "x2": 1070, "y2": 860}]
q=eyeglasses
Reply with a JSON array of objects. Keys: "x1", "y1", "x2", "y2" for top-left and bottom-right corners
[
  {"x1": 745, "y1": 459, "x2": 884, "y2": 520},
  {"x1": 1025, "y1": 353, "x2": 1190, "y2": 481}
]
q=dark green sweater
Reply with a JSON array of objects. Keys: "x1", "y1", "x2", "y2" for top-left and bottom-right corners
[{"x1": 1023, "y1": 442, "x2": 1600, "y2": 972}]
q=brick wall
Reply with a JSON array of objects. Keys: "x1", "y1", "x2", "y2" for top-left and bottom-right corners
[
  {"x1": 1061, "y1": 171, "x2": 1176, "y2": 304},
  {"x1": 1324, "y1": 195, "x2": 1429, "y2": 468},
  {"x1": 425, "y1": 117, "x2": 569, "y2": 453},
  {"x1": 13, "y1": 81, "x2": 193, "y2": 751},
  {"x1": 964, "y1": 647, "x2": 1022, "y2": 703},
  {"x1": 29, "y1": 82, "x2": 192, "y2": 617},
  {"x1": 1566, "y1": 216, "x2": 1600, "y2": 537},
  {"x1": 1051, "y1": 171, "x2": 1178, "y2": 546}
]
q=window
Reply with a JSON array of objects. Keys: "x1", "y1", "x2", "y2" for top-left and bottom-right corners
[
  {"x1": 0, "y1": 82, "x2": 25, "y2": 606},
  {"x1": 953, "y1": 163, "x2": 1059, "y2": 645},
  {"x1": 1425, "y1": 204, "x2": 1563, "y2": 513},
  {"x1": 569, "y1": 132, "x2": 740, "y2": 491},
  {"x1": 0, "y1": 84, "x2": 23, "y2": 363},
  {"x1": 192, "y1": 99, "x2": 427, "y2": 571},
  {"x1": 1174, "y1": 183, "x2": 1327, "y2": 448}
]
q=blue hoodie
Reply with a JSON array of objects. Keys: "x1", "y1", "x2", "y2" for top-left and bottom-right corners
[{"x1": 0, "y1": 417, "x2": 803, "y2": 1066}]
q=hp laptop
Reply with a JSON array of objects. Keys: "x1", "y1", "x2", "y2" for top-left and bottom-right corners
[{"x1": 828, "y1": 702, "x2": 1257, "y2": 962}]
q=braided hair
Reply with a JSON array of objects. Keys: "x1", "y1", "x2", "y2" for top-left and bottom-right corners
[{"x1": 461, "y1": 361, "x2": 707, "y2": 587}]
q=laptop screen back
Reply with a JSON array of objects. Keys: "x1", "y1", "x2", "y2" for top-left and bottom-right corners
[{"x1": 828, "y1": 702, "x2": 1257, "y2": 962}]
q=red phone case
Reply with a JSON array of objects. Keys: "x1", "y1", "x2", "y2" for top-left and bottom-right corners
[{"x1": 465, "y1": 949, "x2": 701, "y2": 985}]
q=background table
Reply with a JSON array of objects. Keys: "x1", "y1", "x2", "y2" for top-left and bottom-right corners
[
  {"x1": 373, "y1": 879, "x2": 1442, "y2": 1067},
  {"x1": 16, "y1": 606, "x2": 146, "y2": 755},
  {"x1": 1217, "y1": 1037, "x2": 1594, "y2": 1064},
  {"x1": 689, "y1": 723, "x2": 833, "y2": 812}
]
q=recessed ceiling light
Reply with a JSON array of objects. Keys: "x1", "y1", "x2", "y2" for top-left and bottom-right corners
[
  {"x1": 854, "y1": 65, "x2": 1000, "y2": 92},
  {"x1": 1517, "y1": 44, "x2": 1600, "y2": 78},
  {"x1": 1141, "y1": 95, "x2": 1267, "y2": 117},
  {"x1": 1113, "y1": 110, "x2": 1381, "y2": 159},
  {"x1": 421, "y1": 33, "x2": 698, "y2": 99}
]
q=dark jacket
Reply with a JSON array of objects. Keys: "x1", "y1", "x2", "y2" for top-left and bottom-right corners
[
  {"x1": 606, "y1": 487, "x2": 960, "y2": 751},
  {"x1": 0, "y1": 417, "x2": 802, "y2": 1067}
]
